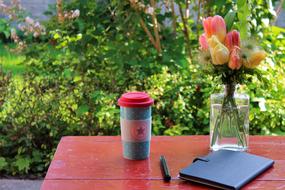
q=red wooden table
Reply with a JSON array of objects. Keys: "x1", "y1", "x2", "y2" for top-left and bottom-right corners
[{"x1": 41, "y1": 136, "x2": 285, "y2": 190}]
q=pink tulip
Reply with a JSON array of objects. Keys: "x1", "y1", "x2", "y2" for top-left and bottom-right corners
[
  {"x1": 203, "y1": 17, "x2": 213, "y2": 38},
  {"x1": 199, "y1": 33, "x2": 209, "y2": 50},
  {"x1": 228, "y1": 46, "x2": 242, "y2": 70},
  {"x1": 225, "y1": 30, "x2": 240, "y2": 51},
  {"x1": 203, "y1": 15, "x2": 226, "y2": 42}
]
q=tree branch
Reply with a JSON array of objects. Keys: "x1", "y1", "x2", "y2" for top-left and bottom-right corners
[
  {"x1": 170, "y1": 0, "x2": 177, "y2": 35},
  {"x1": 185, "y1": 0, "x2": 190, "y2": 19},
  {"x1": 139, "y1": 18, "x2": 159, "y2": 52},
  {"x1": 129, "y1": 0, "x2": 161, "y2": 53},
  {"x1": 178, "y1": 3, "x2": 192, "y2": 58},
  {"x1": 56, "y1": 0, "x2": 64, "y2": 23},
  {"x1": 150, "y1": 0, "x2": 162, "y2": 53},
  {"x1": 196, "y1": 0, "x2": 201, "y2": 40},
  {"x1": 273, "y1": 0, "x2": 284, "y2": 25}
]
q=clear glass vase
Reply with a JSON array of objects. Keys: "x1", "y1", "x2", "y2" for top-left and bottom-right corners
[{"x1": 210, "y1": 84, "x2": 249, "y2": 151}]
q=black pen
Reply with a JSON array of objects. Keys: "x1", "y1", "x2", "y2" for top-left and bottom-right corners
[{"x1": 160, "y1": 155, "x2": 171, "y2": 182}]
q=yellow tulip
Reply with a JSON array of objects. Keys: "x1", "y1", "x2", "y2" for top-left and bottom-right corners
[
  {"x1": 207, "y1": 35, "x2": 229, "y2": 65},
  {"x1": 243, "y1": 51, "x2": 266, "y2": 69}
]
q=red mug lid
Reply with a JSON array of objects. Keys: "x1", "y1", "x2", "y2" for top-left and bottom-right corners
[{"x1": 118, "y1": 92, "x2": 154, "y2": 108}]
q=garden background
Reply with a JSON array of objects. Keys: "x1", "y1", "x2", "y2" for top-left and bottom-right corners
[{"x1": 0, "y1": 0, "x2": 284, "y2": 177}]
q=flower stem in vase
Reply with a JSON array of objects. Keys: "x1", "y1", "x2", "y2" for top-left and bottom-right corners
[
  {"x1": 230, "y1": 97, "x2": 247, "y2": 147},
  {"x1": 211, "y1": 84, "x2": 247, "y2": 148}
]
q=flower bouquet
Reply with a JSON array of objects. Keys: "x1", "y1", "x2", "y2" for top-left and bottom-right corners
[{"x1": 198, "y1": 15, "x2": 266, "y2": 151}]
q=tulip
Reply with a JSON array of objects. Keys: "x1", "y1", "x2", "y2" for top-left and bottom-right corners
[
  {"x1": 225, "y1": 30, "x2": 240, "y2": 51},
  {"x1": 203, "y1": 15, "x2": 227, "y2": 42},
  {"x1": 199, "y1": 33, "x2": 209, "y2": 51},
  {"x1": 243, "y1": 51, "x2": 266, "y2": 69},
  {"x1": 211, "y1": 15, "x2": 227, "y2": 42},
  {"x1": 228, "y1": 46, "x2": 242, "y2": 70},
  {"x1": 203, "y1": 17, "x2": 213, "y2": 37},
  {"x1": 207, "y1": 35, "x2": 229, "y2": 65}
]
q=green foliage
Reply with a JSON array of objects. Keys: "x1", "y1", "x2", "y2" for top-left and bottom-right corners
[
  {"x1": 14, "y1": 158, "x2": 31, "y2": 174},
  {"x1": 237, "y1": 0, "x2": 250, "y2": 39},
  {"x1": 0, "y1": 19, "x2": 11, "y2": 41},
  {"x1": 0, "y1": 43, "x2": 26, "y2": 75},
  {"x1": 0, "y1": 157, "x2": 8, "y2": 170},
  {"x1": 145, "y1": 66, "x2": 209, "y2": 136},
  {"x1": 246, "y1": 26, "x2": 285, "y2": 135},
  {"x1": 224, "y1": 10, "x2": 236, "y2": 31},
  {"x1": 0, "y1": 73, "x2": 120, "y2": 175}
]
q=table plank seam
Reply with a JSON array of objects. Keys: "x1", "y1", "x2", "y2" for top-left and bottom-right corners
[{"x1": 44, "y1": 178, "x2": 285, "y2": 181}]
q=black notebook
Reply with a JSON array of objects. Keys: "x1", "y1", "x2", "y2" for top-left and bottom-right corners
[{"x1": 179, "y1": 150, "x2": 274, "y2": 190}]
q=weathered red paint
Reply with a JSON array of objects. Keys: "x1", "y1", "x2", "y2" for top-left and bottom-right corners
[{"x1": 41, "y1": 136, "x2": 285, "y2": 190}]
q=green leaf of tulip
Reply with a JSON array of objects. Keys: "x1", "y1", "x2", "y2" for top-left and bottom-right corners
[{"x1": 224, "y1": 10, "x2": 236, "y2": 31}]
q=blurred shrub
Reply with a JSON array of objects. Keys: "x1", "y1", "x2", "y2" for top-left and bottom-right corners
[
  {"x1": 0, "y1": 0, "x2": 284, "y2": 176},
  {"x1": 0, "y1": 73, "x2": 120, "y2": 175},
  {"x1": 0, "y1": 19, "x2": 11, "y2": 42},
  {"x1": 246, "y1": 26, "x2": 285, "y2": 135}
]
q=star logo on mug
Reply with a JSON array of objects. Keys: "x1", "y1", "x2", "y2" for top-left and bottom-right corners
[{"x1": 131, "y1": 124, "x2": 147, "y2": 141}]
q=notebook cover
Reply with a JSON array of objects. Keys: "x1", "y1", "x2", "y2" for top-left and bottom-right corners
[{"x1": 179, "y1": 150, "x2": 274, "y2": 190}]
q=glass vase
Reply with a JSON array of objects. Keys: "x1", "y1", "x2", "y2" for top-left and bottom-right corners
[{"x1": 210, "y1": 84, "x2": 249, "y2": 151}]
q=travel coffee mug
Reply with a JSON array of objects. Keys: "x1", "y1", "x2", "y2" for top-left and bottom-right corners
[{"x1": 118, "y1": 92, "x2": 154, "y2": 160}]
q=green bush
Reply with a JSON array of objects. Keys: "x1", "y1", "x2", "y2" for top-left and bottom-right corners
[
  {"x1": 246, "y1": 26, "x2": 285, "y2": 135},
  {"x1": 0, "y1": 19, "x2": 11, "y2": 42},
  {"x1": 0, "y1": 0, "x2": 284, "y2": 176}
]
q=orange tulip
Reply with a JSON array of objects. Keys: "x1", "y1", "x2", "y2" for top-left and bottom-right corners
[
  {"x1": 203, "y1": 15, "x2": 227, "y2": 42},
  {"x1": 228, "y1": 46, "x2": 242, "y2": 70},
  {"x1": 225, "y1": 30, "x2": 240, "y2": 51},
  {"x1": 199, "y1": 33, "x2": 209, "y2": 51},
  {"x1": 207, "y1": 35, "x2": 229, "y2": 65},
  {"x1": 243, "y1": 51, "x2": 266, "y2": 69}
]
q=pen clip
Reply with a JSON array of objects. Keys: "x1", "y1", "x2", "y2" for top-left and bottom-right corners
[{"x1": 193, "y1": 157, "x2": 210, "y2": 163}]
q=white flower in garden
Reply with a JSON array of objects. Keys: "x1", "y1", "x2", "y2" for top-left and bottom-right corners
[
  {"x1": 72, "y1": 9, "x2": 80, "y2": 18},
  {"x1": 33, "y1": 31, "x2": 40, "y2": 38},
  {"x1": 0, "y1": 3, "x2": 7, "y2": 8},
  {"x1": 137, "y1": 2, "x2": 145, "y2": 9},
  {"x1": 18, "y1": 41, "x2": 26, "y2": 50},
  {"x1": 34, "y1": 21, "x2": 41, "y2": 28},
  {"x1": 25, "y1": 16, "x2": 34, "y2": 25},
  {"x1": 64, "y1": 12, "x2": 69, "y2": 18},
  {"x1": 130, "y1": 0, "x2": 138, "y2": 4},
  {"x1": 10, "y1": 29, "x2": 17, "y2": 39},
  {"x1": 18, "y1": 24, "x2": 25, "y2": 31},
  {"x1": 145, "y1": 6, "x2": 154, "y2": 15}
]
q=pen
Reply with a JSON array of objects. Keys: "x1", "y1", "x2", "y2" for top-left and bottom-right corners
[{"x1": 160, "y1": 155, "x2": 171, "y2": 182}]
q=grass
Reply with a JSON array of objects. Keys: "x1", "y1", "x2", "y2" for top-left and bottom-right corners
[{"x1": 0, "y1": 43, "x2": 26, "y2": 76}]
